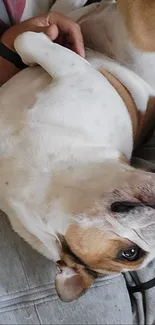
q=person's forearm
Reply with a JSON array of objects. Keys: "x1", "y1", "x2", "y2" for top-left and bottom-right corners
[{"x1": 0, "y1": 56, "x2": 20, "y2": 85}]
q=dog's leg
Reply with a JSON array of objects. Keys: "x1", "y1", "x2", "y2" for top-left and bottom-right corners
[{"x1": 14, "y1": 32, "x2": 89, "y2": 79}]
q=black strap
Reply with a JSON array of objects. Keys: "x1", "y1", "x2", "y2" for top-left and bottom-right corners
[
  {"x1": 127, "y1": 277, "x2": 155, "y2": 294},
  {"x1": 0, "y1": 42, "x2": 27, "y2": 69},
  {"x1": 127, "y1": 272, "x2": 147, "y2": 325}
]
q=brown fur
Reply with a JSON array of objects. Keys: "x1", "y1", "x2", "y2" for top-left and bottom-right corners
[
  {"x1": 135, "y1": 96, "x2": 155, "y2": 147},
  {"x1": 100, "y1": 68, "x2": 155, "y2": 148},
  {"x1": 117, "y1": 0, "x2": 155, "y2": 52},
  {"x1": 100, "y1": 68, "x2": 138, "y2": 139},
  {"x1": 65, "y1": 224, "x2": 145, "y2": 274}
]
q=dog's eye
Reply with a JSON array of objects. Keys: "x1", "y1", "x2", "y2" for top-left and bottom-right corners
[{"x1": 117, "y1": 246, "x2": 143, "y2": 262}]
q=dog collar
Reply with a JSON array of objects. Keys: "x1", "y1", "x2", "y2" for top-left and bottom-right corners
[
  {"x1": 0, "y1": 42, "x2": 27, "y2": 69},
  {"x1": 99, "y1": 67, "x2": 138, "y2": 140}
]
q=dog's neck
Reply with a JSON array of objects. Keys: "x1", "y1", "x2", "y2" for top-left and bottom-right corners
[
  {"x1": 100, "y1": 68, "x2": 138, "y2": 141},
  {"x1": 98, "y1": 66, "x2": 155, "y2": 149}
]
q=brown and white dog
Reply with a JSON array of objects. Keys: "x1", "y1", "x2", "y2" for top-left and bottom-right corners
[{"x1": 1, "y1": 0, "x2": 155, "y2": 302}]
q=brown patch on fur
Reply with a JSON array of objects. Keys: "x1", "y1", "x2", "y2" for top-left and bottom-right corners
[
  {"x1": 135, "y1": 96, "x2": 155, "y2": 148},
  {"x1": 100, "y1": 68, "x2": 139, "y2": 140},
  {"x1": 117, "y1": 0, "x2": 155, "y2": 52},
  {"x1": 100, "y1": 68, "x2": 155, "y2": 148},
  {"x1": 65, "y1": 224, "x2": 146, "y2": 274}
]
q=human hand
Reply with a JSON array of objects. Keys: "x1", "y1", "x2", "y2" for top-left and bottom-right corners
[{"x1": 1, "y1": 12, "x2": 85, "y2": 57}]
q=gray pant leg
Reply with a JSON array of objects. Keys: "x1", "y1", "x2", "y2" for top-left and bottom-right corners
[{"x1": 124, "y1": 260, "x2": 155, "y2": 325}]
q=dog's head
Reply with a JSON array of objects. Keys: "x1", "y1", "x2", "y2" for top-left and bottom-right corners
[{"x1": 55, "y1": 165, "x2": 155, "y2": 302}]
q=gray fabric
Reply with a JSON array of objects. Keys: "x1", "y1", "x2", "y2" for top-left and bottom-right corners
[
  {"x1": 127, "y1": 129, "x2": 155, "y2": 325},
  {"x1": 124, "y1": 260, "x2": 155, "y2": 325}
]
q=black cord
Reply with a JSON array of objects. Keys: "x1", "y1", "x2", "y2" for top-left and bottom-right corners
[
  {"x1": 85, "y1": 0, "x2": 102, "y2": 5},
  {"x1": 128, "y1": 272, "x2": 147, "y2": 325},
  {"x1": 0, "y1": 42, "x2": 27, "y2": 69}
]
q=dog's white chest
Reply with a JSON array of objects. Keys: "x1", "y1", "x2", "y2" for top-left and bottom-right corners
[{"x1": 0, "y1": 65, "x2": 132, "y2": 174}]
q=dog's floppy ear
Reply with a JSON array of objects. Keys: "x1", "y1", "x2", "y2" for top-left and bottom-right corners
[{"x1": 55, "y1": 261, "x2": 94, "y2": 302}]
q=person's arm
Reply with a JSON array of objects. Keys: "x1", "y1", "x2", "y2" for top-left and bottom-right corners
[{"x1": 0, "y1": 12, "x2": 84, "y2": 85}]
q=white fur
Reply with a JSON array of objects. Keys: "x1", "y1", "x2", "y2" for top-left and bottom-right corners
[
  {"x1": 1, "y1": 0, "x2": 155, "y2": 267},
  {"x1": 0, "y1": 30, "x2": 133, "y2": 259}
]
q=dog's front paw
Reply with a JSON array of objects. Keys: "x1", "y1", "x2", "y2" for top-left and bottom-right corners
[{"x1": 14, "y1": 32, "x2": 52, "y2": 67}]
